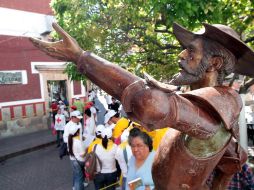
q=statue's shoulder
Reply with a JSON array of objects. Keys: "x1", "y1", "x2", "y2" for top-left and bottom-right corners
[
  {"x1": 181, "y1": 86, "x2": 242, "y2": 130},
  {"x1": 182, "y1": 86, "x2": 240, "y2": 98}
]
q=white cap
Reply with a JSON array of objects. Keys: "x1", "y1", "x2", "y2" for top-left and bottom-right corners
[
  {"x1": 120, "y1": 129, "x2": 130, "y2": 143},
  {"x1": 52, "y1": 99, "x2": 56, "y2": 102},
  {"x1": 104, "y1": 110, "x2": 117, "y2": 124},
  {"x1": 101, "y1": 127, "x2": 112, "y2": 139},
  {"x1": 70, "y1": 110, "x2": 83, "y2": 119},
  {"x1": 69, "y1": 125, "x2": 80, "y2": 135},
  {"x1": 105, "y1": 123, "x2": 115, "y2": 130},
  {"x1": 96, "y1": 124, "x2": 106, "y2": 135},
  {"x1": 75, "y1": 97, "x2": 80, "y2": 100}
]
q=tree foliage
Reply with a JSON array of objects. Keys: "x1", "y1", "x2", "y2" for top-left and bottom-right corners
[
  {"x1": 50, "y1": 0, "x2": 254, "y2": 81},
  {"x1": 63, "y1": 62, "x2": 87, "y2": 85}
]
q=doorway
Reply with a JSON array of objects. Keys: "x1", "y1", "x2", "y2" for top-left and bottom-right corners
[{"x1": 47, "y1": 80, "x2": 68, "y2": 106}]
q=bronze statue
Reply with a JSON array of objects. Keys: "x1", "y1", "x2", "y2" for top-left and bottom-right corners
[{"x1": 30, "y1": 22, "x2": 254, "y2": 189}]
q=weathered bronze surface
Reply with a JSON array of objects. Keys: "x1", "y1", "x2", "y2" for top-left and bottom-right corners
[{"x1": 30, "y1": 22, "x2": 253, "y2": 189}]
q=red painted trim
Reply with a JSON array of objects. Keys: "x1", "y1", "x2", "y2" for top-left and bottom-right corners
[
  {"x1": 1, "y1": 102, "x2": 47, "y2": 120},
  {"x1": 22, "y1": 104, "x2": 26, "y2": 118},
  {"x1": 10, "y1": 106, "x2": 15, "y2": 119},
  {"x1": 33, "y1": 104, "x2": 37, "y2": 116},
  {"x1": 0, "y1": 109, "x2": 2, "y2": 121}
]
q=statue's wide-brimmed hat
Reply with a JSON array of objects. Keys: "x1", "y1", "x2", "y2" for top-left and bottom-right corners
[{"x1": 173, "y1": 23, "x2": 254, "y2": 77}]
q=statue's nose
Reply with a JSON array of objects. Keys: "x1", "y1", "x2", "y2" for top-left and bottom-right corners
[{"x1": 178, "y1": 49, "x2": 188, "y2": 60}]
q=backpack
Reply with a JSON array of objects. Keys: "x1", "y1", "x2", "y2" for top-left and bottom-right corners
[{"x1": 84, "y1": 144, "x2": 102, "y2": 180}]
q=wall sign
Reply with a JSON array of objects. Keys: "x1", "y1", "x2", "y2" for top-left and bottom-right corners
[{"x1": 0, "y1": 70, "x2": 27, "y2": 84}]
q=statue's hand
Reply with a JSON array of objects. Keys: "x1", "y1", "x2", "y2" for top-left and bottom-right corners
[{"x1": 29, "y1": 23, "x2": 83, "y2": 62}]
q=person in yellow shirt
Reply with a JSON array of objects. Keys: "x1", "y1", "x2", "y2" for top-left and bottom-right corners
[
  {"x1": 112, "y1": 117, "x2": 130, "y2": 145},
  {"x1": 104, "y1": 110, "x2": 130, "y2": 145},
  {"x1": 151, "y1": 128, "x2": 169, "y2": 151},
  {"x1": 93, "y1": 127, "x2": 118, "y2": 190}
]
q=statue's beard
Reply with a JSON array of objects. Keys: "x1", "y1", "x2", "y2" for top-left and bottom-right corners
[
  {"x1": 169, "y1": 70, "x2": 201, "y2": 86},
  {"x1": 169, "y1": 58, "x2": 209, "y2": 86}
]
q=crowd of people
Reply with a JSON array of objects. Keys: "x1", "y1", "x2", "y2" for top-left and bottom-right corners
[{"x1": 50, "y1": 90, "x2": 254, "y2": 190}]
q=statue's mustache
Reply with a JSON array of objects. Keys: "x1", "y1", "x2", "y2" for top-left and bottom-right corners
[{"x1": 178, "y1": 60, "x2": 199, "y2": 76}]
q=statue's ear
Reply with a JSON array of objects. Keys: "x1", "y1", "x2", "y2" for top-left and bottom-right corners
[{"x1": 207, "y1": 56, "x2": 223, "y2": 72}]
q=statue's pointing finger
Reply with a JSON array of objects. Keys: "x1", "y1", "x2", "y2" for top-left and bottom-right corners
[{"x1": 29, "y1": 22, "x2": 83, "y2": 62}]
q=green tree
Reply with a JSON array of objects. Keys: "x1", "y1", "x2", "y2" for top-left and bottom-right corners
[{"x1": 50, "y1": 0, "x2": 254, "y2": 81}]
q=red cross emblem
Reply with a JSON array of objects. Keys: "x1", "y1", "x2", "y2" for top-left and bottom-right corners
[{"x1": 56, "y1": 117, "x2": 62, "y2": 123}]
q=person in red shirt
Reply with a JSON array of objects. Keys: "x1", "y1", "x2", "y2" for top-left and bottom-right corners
[{"x1": 51, "y1": 99, "x2": 58, "y2": 124}]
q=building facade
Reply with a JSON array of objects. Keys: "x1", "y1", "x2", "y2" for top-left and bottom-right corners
[{"x1": 0, "y1": 0, "x2": 86, "y2": 138}]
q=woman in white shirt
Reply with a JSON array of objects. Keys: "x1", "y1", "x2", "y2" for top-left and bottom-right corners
[
  {"x1": 93, "y1": 127, "x2": 118, "y2": 190},
  {"x1": 84, "y1": 108, "x2": 96, "y2": 136},
  {"x1": 68, "y1": 125, "x2": 87, "y2": 190}
]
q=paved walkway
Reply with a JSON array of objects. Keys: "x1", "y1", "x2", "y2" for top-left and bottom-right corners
[
  {"x1": 0, "y1": 129, "x2": 56, "y2": 162},
  {"x1": 0, "y1": 145, "x2": 98, "y2": 190}
]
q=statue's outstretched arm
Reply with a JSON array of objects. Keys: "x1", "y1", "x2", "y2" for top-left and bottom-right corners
[{"x1": 30, "y1": 23, "x2": 141, "y2": 100}]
